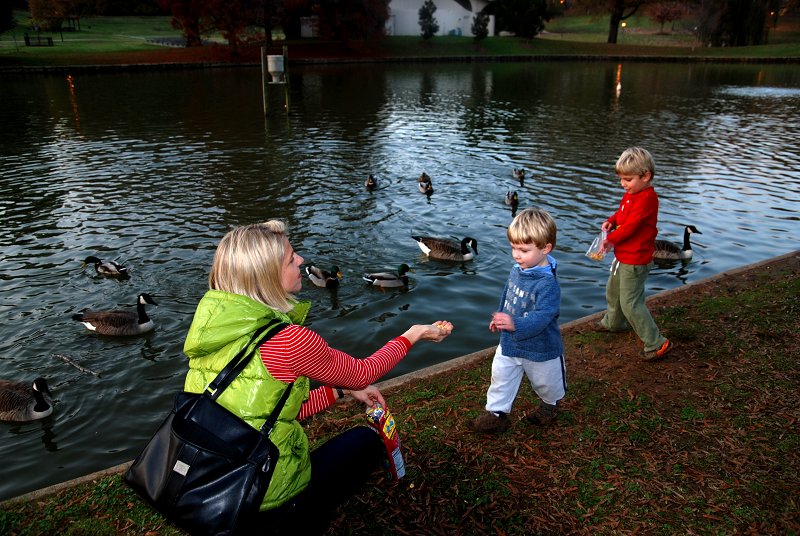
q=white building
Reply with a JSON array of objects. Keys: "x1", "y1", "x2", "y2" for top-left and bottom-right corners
[
  {"x1": 386, "y1": 0, "x2": 495, "y2": 37},
  {"x1": 300, "y1": 0, "x2": 495, "y2": 39}
]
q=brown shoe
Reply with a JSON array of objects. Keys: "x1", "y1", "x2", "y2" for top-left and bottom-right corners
[
  {"x1": 525, "y1": 402, "x2": 558, "y2": 426},
  {"x1": 643, "y1": 339, "x2": 673, "y2": 361},
  {"x1": 468, "y1": 411, "x2": 510, "y2": 434}
]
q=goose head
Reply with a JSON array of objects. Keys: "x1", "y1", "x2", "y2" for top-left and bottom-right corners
[{"x1": 0, "y1": 377, "x2": 54, "y2": 422}]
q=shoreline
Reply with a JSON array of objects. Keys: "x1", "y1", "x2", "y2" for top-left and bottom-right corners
[
  {"x1": 5, "y1": 249, "x2": 797, "y2": 507},
  {"x1": 2, "y1": 53, "x2": 799, "y2": 75}
]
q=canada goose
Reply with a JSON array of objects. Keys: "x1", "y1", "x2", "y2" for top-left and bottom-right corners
[
  {"x1": 72, "y1": 293, "x2": 158, "y2": 336},
  {"x1": 365, "y1": 174, "x2": 378, "y2": 190},
  {"x1": 82, "y1": 256, "x2": 128, "y2": 277},
  {"x1": 505, "y1": 191, "x2": 519, "y2": 206},
  {"x1": 412, "y1": 235, "x2": 478, "y2": 262},
  {"x1": 306, "y1": 265, "x2": 343, "y2": 288},
  {"x1": 654, "y1": 225, "x2": 702, "y2": 261},
  {"x1": 0, "y1": 377, "x2": 53, "y2": 422},
  {"x1": 513, "y1": 168, "x2": 525, "y2": 185},
  {"x1": 362, "y1": 264, "x2": 413, "y2": 288}
]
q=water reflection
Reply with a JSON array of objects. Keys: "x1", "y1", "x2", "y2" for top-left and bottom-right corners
[{"x1": 0, "y1": 61, "x2": 799, "y2": 501}]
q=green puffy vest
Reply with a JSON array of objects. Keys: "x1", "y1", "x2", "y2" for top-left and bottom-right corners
[{"x1": 183, "y1": 290, "x2": 313, "y2": 510}]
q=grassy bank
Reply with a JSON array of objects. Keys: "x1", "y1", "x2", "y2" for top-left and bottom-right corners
[
  {"x1": 1, "y1": 252, "x2": 798, "y2": 535},
  {"x1": 2, "y1": 10, "x2": 799, "y2": 69}
]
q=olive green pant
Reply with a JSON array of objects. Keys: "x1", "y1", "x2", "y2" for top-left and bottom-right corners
[{"x1": 600, "y1": 260, "x2": 666, "y2": 353}]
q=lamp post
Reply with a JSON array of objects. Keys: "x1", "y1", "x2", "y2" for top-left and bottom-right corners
[{"x1": 620, "y1": 21, "x2": 627, "y2": 44}]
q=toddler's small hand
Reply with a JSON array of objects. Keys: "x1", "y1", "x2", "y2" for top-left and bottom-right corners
[{"x1": 491, "y1": 312, "x2": 515, "y2": 332}]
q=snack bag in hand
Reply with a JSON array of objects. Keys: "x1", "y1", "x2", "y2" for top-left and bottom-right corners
[{"x1": 585, "y1": 231, "x2": 608, "y2": 261}]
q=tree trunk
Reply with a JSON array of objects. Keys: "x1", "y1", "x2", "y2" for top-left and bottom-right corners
[
  {"x1": 262, "y1": 0, "x2": 273, "y2": 46},
  {"x1": 607, "y1": 4, "x2": 623, "y2": 44}
]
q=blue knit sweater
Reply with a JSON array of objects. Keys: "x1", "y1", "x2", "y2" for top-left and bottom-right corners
[{"x1": 497, "y1": 255, "x2": 564, "y2": 362}]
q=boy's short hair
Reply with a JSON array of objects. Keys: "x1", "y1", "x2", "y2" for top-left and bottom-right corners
[
  {"x1": 615, "y1": 147, "x2": 655, "y2": 178},
  {"x1": 507, "y1": 207, "x2": 557, "y2": 249}
]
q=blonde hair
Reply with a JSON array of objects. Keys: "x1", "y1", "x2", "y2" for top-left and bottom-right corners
[
  {"x1": 615, "y1": 146, "x2": 655, "y2": 178},
  {"x1": 507, "y1": 207, "x2": 557, "y2": 250},
  {"x1": 209, "y1": 220, "x2": 295, "y2": 313}
]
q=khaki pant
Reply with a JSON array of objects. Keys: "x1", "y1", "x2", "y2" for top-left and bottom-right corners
[{"x1": 601, "y1": 259, "x2": 666, "y2": 353}]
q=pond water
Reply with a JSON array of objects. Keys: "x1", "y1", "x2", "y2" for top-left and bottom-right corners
[{"x1": 1, "y1": 60, "x2": 798, "y2": 500}]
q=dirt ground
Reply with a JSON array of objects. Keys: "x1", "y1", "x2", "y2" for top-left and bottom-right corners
[
  {"x1": 323, "y1": 251, "x2": 800, "y2": 535},
  {"x1": 565, "y1": 253, "x2": 799, "y2": 406}
]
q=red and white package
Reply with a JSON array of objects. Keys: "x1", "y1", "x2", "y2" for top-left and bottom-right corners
[{"x1": 366, "y1": 405, "x2": 405, "y2": 480}]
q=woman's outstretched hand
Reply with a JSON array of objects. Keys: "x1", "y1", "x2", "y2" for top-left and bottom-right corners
[
  {"x1": 402, "y1": 321, "x2": 454, "y2": 344},
  {"x1": 348, "y1": 385, "x2": 385, "y2": 408}
]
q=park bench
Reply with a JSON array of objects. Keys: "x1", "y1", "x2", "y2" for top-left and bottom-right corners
[{"x1": 24, "y1": 34, "x2": 54, "y2": 47}]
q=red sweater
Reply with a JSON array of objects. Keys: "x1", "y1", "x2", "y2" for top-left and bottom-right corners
[
  {"x1": 606, "y1": 186, "x2": 659, "y2": 265},
  {"x1": 259, "y1": 324, "x2": 411, "y2": 419}
]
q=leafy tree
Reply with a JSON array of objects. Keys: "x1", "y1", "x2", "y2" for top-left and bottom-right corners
[
  {"x1": 647, "y1": 1, "x2": 686, "y2": 33},
  {"x1": 313, "y1": 0, "x2": 389, "y2": 43},
  {"x1": 205, "y1": 0, "x2": 258, "y2": 52},
  {"x1": 29, "y1": 0, "x2": 64, "y2": 31},
  {"x1": 158, "y1": 0, "x2": 206, "y2": 46},
  {"x1": 485, "y1": 0, "x2": 550, "y2": 39},
  {"x1": 1, "y1": 1, "x2": 16, "y2": 34},
  {"x1": 696, "y1": 0, "x2": 770, "y2": 46},
  {"x1": 472, "y1": 10, "x2": 490, "y2": 40},
  {"x1": 418, "y1": 0, "x2": 439, "y2": 39},
  {"x1": 255, "y1": 0, "x2": 280, "y2": 46},
  {"x1": 282, "y1": 0, "x2": 312, "y2": 40}
]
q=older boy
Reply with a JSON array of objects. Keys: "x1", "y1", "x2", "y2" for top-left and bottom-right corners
[{"x1": 598, "y1": 147, "x2": 673, "y2": 361}]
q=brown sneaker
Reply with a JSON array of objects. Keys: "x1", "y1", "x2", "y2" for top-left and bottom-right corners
[
  {"x1": 525, "y1": 402, "x2": 558, "y2": 426},
  {"x1": 468, "y1": 411, "x2": 510, "y2": 434},
  {"x1": 643, "y1": 339, "x2": 673, "y2": 361}
]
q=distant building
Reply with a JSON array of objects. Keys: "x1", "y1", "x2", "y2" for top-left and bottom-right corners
[
  {"x1": 300, "y1": 0, "x2": 496, "y2": 38},
  {"x1": 387, "y1": 0, "x2": 495, "y2": 37}
]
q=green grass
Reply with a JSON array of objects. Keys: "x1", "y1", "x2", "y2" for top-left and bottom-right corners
[
  {"x1": 1, "y1": 258, "x2": 798, "y2": 533},
  {"x1": 2, "y1": 9, "x2": 799, "y2": 68},
  {"x1": 2, "y1": 12, "x2": 181, "y2": 52}
]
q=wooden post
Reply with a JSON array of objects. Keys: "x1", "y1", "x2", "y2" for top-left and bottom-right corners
[
  {"x1": 282, "y1": 45, "x2": 290, "y2": 113},
  {"x1": 261, "y1": 46, "x2": 269, "y2": 116},
  {"x1": 262, "y1": 46, "x2": 290, "y2": 116}
]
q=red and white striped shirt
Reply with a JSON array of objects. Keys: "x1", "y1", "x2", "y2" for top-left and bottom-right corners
[{"x1": 259, "y1": 324, "x2": 411, "y2": 420}]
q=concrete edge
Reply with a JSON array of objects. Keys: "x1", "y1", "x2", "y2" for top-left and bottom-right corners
[
  {"x1": 1, "y1": 54, "x2": 799, "y2": 75},
  {"x1": 4, "y1": 250, "x2": 797, "y2": 506}
]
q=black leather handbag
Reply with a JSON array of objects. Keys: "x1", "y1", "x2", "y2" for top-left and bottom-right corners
[{"x1": 125, "y1": 321, "x2": 290, "y2": 536}]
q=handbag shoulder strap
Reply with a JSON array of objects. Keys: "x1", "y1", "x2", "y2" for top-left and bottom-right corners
[
  {"x1": 205, "y1": 320, "x2": 289, "y2": 400},
  {"x1": 261, "y1": 380, "x2": 294, "y2": 435}
]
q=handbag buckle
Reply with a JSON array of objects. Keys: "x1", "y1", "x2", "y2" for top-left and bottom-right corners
[{"x1": 261, "y1": 455, "x2": 273, "y2": 473}]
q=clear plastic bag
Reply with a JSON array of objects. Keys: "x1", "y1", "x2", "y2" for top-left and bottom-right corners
[{"x1": 585, "y1": 231, "x2": 608, "y2": 261}]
